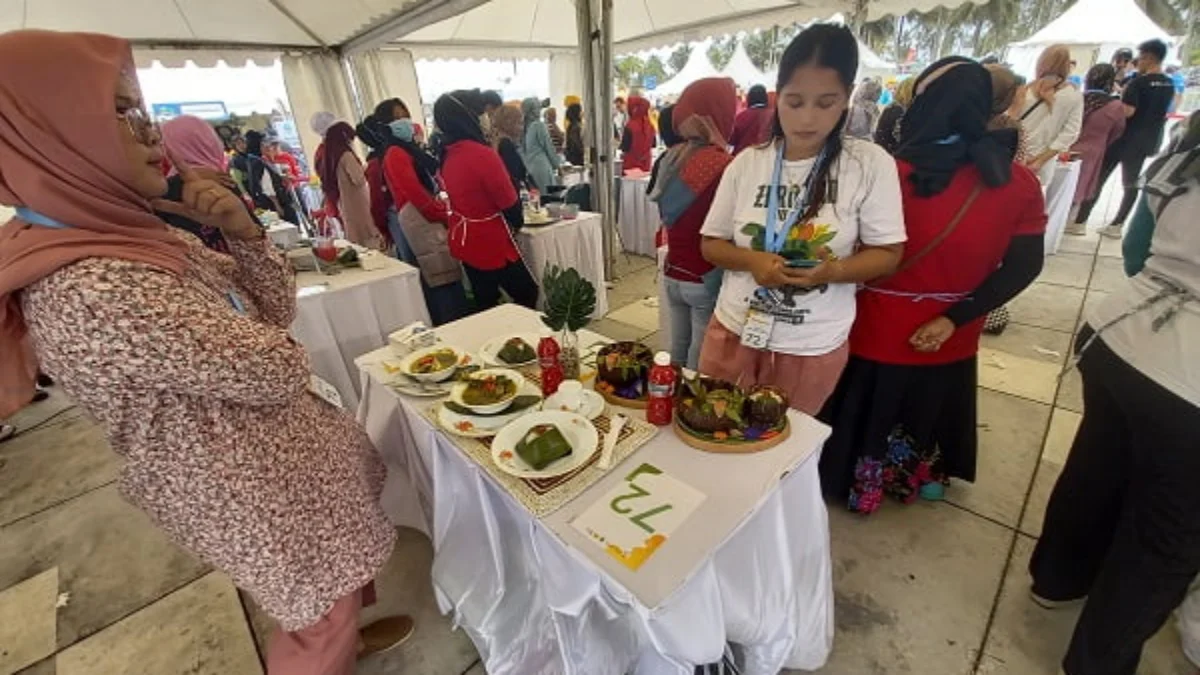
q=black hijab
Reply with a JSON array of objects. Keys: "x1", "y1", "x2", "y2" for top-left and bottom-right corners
[
  {"x1": 356, "y1": 115, "x2": 389, "y2": 162},
  {"x1": 433, "y1": 89, "x2": 489, "y2": 164},
  {"x1": 657, "y1": 105, "x2": 681, "y2": 148},
  {"x1": 747, "y1": 84, "x2": 768, "y2": 109},
  {"x1": 895, "y1": 57, "x2": 1015, "y2": 197}
]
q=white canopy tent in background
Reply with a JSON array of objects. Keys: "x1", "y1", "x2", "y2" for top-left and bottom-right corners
[
  {"x1": 656, "y1": 40, "x2": 723, "y2": 97},
  {"x1": 721, "y1": 41, "x2": 770, "y2": 89},
  {"x1": 1005, "y1": 0, "x2": 1172, "y2": 80}
]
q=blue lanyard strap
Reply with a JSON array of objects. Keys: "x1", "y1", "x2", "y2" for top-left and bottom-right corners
[
  {"x1": 764, "y1": 142, "x2": 826, "y2": 254},
  {"x1": 14, "y1": 206, "x2": 73, "y2": 229}
]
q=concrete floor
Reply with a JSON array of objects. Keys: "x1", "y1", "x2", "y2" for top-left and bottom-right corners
[{"x1": 1, "y1": 181, "x2": 1195, "y2": 675}]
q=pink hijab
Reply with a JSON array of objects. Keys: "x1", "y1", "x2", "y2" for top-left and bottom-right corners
[
  {"x1": 0, "y1": 30, "x2": 188, "y2": 417},
  {"x1": 161, "y1": 115, "x2": 228, "y2": 173}
]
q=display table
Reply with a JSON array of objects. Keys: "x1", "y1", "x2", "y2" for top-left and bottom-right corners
[
  {"x1": 354, "y1": 304, "x2": 834, "y2": 675},
  {"x1": 292, "y1": 250, "x2": 430, "y2": 410},
  {"x1": 1044, "y1": 160, "x2": 1082, "y2": 256},
  {"x1": 515, "y1": 212, "x2": 610, "y2": 318},
  {"x1": 617, "y1": 175, "x2": 659, "y2": 257}
]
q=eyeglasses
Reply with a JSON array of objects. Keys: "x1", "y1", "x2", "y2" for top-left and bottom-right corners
[{"x1": 117, "y1": 106, "x2": 157, "y2": 143}]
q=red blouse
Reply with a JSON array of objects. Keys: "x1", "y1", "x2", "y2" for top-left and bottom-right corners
[
  {"x1": 440, "y1": 141, "x2": 521, "y2": 271},
  {"x1": 850, "y1": 161, "x2": 1046, "y2": 365},
  {"x1": 363, "y1": 158, "x2": 392, "y2": 245},
  {"x1": 664, "y1": 183, "x2": 716, "y2": 282},
  {"x1": 382, "y1": 146, "x2": 449, "y2": 225}
]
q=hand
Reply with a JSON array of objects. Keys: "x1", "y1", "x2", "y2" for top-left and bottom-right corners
[
  {"x1": 909, "y1": 316, "x2": 956, "y2": 353},
  {"x1": 151, "y1": 148, "x2": 262, "y2": 241},
  {"x1": 1026, "y1": 155, "x2": 1049, "y2": 171},
  {"x1": 781, "y1": 260, "x2": 842, "y2": 288},
  {"x1": 748, "y1": 252, "x2": 796, "y2": 288}
]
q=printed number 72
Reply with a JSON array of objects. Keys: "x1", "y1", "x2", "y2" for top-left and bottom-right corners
[{"x1": 610, "y1": 483, "x2": 674, "y2": 534}]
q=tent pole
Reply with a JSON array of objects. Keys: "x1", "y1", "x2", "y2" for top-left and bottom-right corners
[{"x1": 340, "y1": 54, "x2": 367, "y2": 121}]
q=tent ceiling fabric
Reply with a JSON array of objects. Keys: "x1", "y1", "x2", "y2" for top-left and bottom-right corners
[
  {"x1": 0, "y1": 0, "x2": 431, "y2": 47},
  {"x1": 394, "y1": 0, "x2": 976, "y2": 55}
]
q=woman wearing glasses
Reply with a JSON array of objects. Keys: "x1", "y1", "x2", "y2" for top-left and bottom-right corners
[{"x1": 0, "y1": 31, "x2": 410, "y2": 672}]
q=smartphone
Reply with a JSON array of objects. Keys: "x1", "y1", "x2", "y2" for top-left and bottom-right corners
[{"x1": 784, "y1": 258, "x2": 821, "y2": 269}]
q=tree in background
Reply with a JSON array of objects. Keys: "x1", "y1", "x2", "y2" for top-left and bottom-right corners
[
  {"x1": 644, "y1": 54, "x2": 669, "y2": 85},
  {"x1": 707, "y1": 36, "x2": 738, "y2": 71},
  {"x1": 668, "y1": 44, "x2": 691, "y2": 74}
]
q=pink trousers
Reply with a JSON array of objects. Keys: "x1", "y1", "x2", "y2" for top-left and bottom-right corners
[
  {"x1": 697, "y1": 318, "x2": 850, "y2": 415},
  {"x1": 266, "y1": 589, "x2": 362, "y2": 675}
]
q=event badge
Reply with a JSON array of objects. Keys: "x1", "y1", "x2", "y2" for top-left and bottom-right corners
[
  {"x1": 740, "y1": 308, "x2": 775, "y2": 350},
  {"x1": 572, "y1": 462, "x2": 706, "y2": 572},
  {"x1": 308, "y1": 374, "x2": 344, "y2": 409}
]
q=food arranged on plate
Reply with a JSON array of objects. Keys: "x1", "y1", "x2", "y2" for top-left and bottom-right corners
[
  {"x1": 449, "y1": 369, "x2": 523, "y2": 415},
  {"x1": 491, "y1": 411, "x2": 600, "y2": 479},
  {"x1": 674, "y1": 375, "x2": 790, "y2": 453},
  {"x1": 401, "y1": 345, "x2": 466, "y2": 382},
  {"x1": 515, "y1": 423, "x2": 573, "y2": 470},
  {"x1": 523, "y1": 207, "x2": 558, "y2": 227},
  {"x1": 497, "y1": 337, "x2": 537, "y2": 365},
  {"x1": 594, "y1": 341, "x2": 654, "y2": 407}
]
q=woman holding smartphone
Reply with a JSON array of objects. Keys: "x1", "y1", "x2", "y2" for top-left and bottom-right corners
[{"x1": 698, "y1": 23, "x2": 906, "y2": 415}]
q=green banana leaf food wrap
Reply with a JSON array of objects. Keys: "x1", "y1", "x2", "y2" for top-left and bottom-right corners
[{"x1": 516, "y1": 423, "x2": 573, "y2": 470}]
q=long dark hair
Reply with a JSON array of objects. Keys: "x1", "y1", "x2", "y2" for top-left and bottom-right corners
[
  {"x1": 373, "y1": 98, "x2": 410, "y2": 124},
  {"x1": 769, "y1": 23, "x2": 858, "y2": 223}
]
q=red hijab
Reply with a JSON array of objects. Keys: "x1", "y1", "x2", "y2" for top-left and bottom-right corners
[
  {"x1": 317, "y1": 122, "x2": 358, "y2": 205},
  {"x1": 623, "y1": 96, "x2": 655, "y2": 172},
  {"x1": 0, "y1": 30, "x2": 189, "y2": 417}
]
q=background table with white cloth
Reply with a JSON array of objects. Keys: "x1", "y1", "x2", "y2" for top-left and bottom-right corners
[
  {"x1": 354, "y1": 304, "x2": 834, "y2": 675},
  {"x1": 292, "y1": 251, "x2": 430, "y2": 410},
  {"x1": 1043, "y1": 159, "x2": 1081, "y2": 256},
  {"x1": 516, "y1": 212, "x2": 610, "y2": 318},
  {"x1": 617, "y1": 175, "x2": 659, "y2": 257}
]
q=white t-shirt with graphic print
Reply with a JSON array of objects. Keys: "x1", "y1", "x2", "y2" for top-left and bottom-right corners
[{"x1": 700, "y1": 138, "x2": 906, "y2": 356}]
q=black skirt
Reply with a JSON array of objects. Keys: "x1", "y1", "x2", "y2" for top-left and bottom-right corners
[{"x1": 817, "y1": 355, "x2": 978, "y2": 499}]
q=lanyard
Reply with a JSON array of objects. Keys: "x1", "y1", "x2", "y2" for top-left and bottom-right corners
[
  {"x1": 15, "y1": 206, "x2": 72, "y2": 229},
  {"x1": 764, "y1": 143, "x2": 826, "y2": 254},
  {"x1": 18, "y1": 205, "x2": 250, "y2": 315}
]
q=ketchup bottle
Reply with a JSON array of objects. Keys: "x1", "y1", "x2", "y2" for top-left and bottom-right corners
[
  {"x1": 646, "y1": 351, "x2": 676, "y2": 426},
  {"x1": 538, "y1": 336, "x2": 564, "y2": 397}
]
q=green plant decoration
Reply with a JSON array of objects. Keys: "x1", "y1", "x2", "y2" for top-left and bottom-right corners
[{"x1": 541, "y1": 265, "x2": 596, "y2": 333}]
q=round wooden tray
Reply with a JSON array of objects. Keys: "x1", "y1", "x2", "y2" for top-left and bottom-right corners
[
  {"x1": 673, "y1": 418, "x2": 790, "y2": 454},
  {"x1": 594, "y1": 381, "x2": 648, "y2": 409}
]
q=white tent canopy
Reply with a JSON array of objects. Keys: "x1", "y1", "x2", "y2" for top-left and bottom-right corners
[
  {"x1": 392, "y1": 0, "x2": 973, "y2": 57},
  {"x1": 721, "y1": 42, "x2": 769, "y2": 89},
  {"x1": 0, "y1": 0, "x2": 445, "y2": 48},
  {"x1": 1005, "y1": 0, "x2": 1171, "y2": 78},
  {"x1": 655, "y1": 41, "x2": 723, "y2": 97}
]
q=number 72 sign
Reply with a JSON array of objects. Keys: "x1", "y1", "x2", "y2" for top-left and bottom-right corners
[{"x1": 572, "y1": 463, "x2": 707, "y2": 571}]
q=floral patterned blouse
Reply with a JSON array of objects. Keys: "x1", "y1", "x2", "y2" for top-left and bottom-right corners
[{"x1": 21, "y1": 233, "x2": 396, "y2": 631}]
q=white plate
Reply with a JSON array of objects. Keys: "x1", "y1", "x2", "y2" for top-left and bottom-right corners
[
  {"x1": 480, "y1": 334, "x2": 542, "y2": 368},
  {"x1": 380, "y1": 353, "x2": 475, "y2": 397},
  {"x1": 399, "y1": 345, "x2": 468, "y2": 382},
  {"x1": 491, "y1": 411, "x2": 599, "y2": 479},
  {"x1": 543, "y1": 388, "x2": 606, "y2": 420},
  {"x1": 449, "y1": 368, "x2": 525, "y2": 415},
  {"x1": 437, "y1": 382, "x2": 543, "y2": 438}
]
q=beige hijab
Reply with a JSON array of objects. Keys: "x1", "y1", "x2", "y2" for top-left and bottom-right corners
[{"x1": 0, "y1": 30, "x2": 188, "y2": 417}]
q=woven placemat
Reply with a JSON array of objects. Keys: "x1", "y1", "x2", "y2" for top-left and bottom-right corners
[{"x1": 421, "y1": 402, "x2": 659, "y2": 517}]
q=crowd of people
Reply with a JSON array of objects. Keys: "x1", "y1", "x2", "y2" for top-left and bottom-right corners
[{"x1": 0, "y1": 22, "x2": 1194, "y2": 675}]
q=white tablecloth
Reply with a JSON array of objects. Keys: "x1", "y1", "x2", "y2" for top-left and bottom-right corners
[
  {"x1": 354, "y1": 304, "x2": 835, "y2": 675},
  {"x1": 618, "y1": 175, "x2": 659, "y2": 257},
  {"x1": 291, "y1": 251, "x2": 430, "y2": 410},
  {"x1": 516, "y1": 212, "x2": 610, "y2": 319},
  {"x1": 1044, "y1": 160, "x2": 1082, "y2": 256}
]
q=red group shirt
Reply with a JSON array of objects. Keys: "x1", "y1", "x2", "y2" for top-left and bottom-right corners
[
  {"x1": 382, "y1": 146, "x2": 449, "y2": 225},
  {"x1": 439, "y1": 141, "x2": 521, "y2": 271},
  {"x1": 849, "y1": 161, "x2": 1046, "y2": 365}
]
